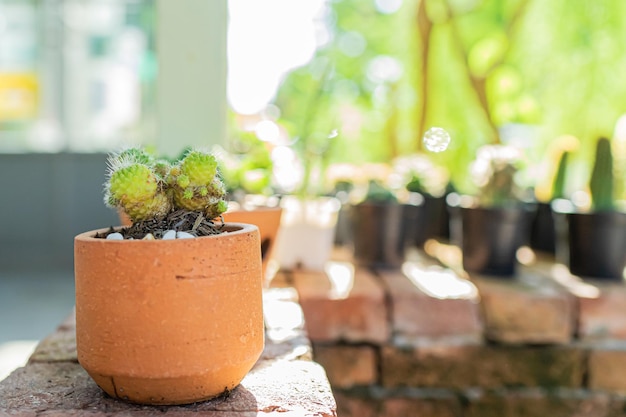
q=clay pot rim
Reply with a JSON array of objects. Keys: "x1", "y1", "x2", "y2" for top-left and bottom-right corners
[
  {"x1": 75, "y1": 222, "x2": 259, "y2": 243},
  {"x1": 225, "y1": 206, "x2": 282, "y2": 214}
]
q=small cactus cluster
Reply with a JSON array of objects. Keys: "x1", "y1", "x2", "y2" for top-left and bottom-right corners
[
  {"x1": 470, "y1": 144, "x2": 524, "y2": 207},
  {"x1": 104, "y1": 148, "x2": 228, "y2": 223},
  {"x1": 589, "y1": 137, "x2": 614, "y2": 211},
  {"x1": 391, "y1": 154, "x2": 449, "y2": 198}
]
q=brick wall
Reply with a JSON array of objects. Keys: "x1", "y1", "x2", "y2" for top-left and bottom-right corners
[{"x1": 281, "y1": 245, "x2": 626, "y2": 417}]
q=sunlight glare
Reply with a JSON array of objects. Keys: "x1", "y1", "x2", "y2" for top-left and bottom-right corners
[
  {"x1": 254, "y1": 120, "x2": 280, "y2": 143},
  {"x1": 402, "y1": 262, "x2": 478, "y2": 300},
  {"x1": 375, "y1": 0, "x2": 403, "y2": 14},
  {"x1": 550, "y1": 264, "x2": 600, "y2": 299},
  {"x1": 227, "y1": 0, "x2": 329, "y2": 114},
  {"x1": 325, "y1": 261, "x2": 355, "y2": 300}
]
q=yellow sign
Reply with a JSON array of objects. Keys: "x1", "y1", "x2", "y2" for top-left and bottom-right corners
[{"x1": 0, "y1": 72, "x2": 38, "y2": 122}]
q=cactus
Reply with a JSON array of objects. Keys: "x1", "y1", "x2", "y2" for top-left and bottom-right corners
[
  {"x1": 471, "y1": 145, "x2": 523, "y2": 207},
  {"x1": 589, "y1": 137, "x2": 614, "y2": 211},
  {"x1": 170, "y1": 150, "x2": 228, "y2": 219},
  {"x1": 406, "y1": 176, "x2": 426, "y2": 194},
  {"x1": 364, "y1": 179, "x2": 398, "y2": 203},
  {"x1": 106, "y1": 163, "x2": 172, "y2": 221},
  {"x1": 550, "y1": 151, "x2": 569, "y2": 200},
  {"x1": 104, "y1": 147, "x2": 228, "y2": 223}
]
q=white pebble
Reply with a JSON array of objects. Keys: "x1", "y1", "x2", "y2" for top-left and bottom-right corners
[
  {"x1": 142, "y1": 233, "x2": 155, "y2": 240},
  {"x1": 106, "y1": 232, "x2": 124, "y2": 240},
  {"x1": 176, "y1": 231, "x2": 195, "y2": 239},
  {"x1": 162, "y1": 230, "x2": 177, "y2": 240}
]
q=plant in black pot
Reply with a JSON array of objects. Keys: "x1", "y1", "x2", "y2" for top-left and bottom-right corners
[
  {"x1": 448, "y1": 144, "x2": 535, "y2": 277},
  {"x1": 392, "y1": 154, "x2": 451, "y2": 247},
  {"x1": 530, "y1": 149, "x2": 570, "y2": 254},
  {"x1": 553, "y1": 137, "x2": 626, "y2": 280},
  {"x1": 350, "y1": 178, "x2": 422, "y2": 269}
]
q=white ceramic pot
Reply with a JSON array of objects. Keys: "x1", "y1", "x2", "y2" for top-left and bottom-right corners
[{"x1": 273, "y1": 196, "x2": 340, "y2": 270}]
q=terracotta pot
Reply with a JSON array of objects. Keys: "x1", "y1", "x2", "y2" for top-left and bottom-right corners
[
  {"x1": 119, "y1": 206, "x2": 281, "y2": 280},
  {"x1": 222, "y1": 206, "x2": 282, "y2": 278},
  {"x1": 74, "y1": 223, "x2": 264, "y2": 405},
  {"x1": 118, "y1": 209, "x2": 132, "y2": 227}
]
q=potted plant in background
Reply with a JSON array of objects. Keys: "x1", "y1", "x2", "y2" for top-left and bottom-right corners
[
  {"x1": 216, "y1": 140, "x2": 283, "y2": 279},
  {"x1": 553, "y1": 137, "x2": 626, "y2": 280},
  {"x1": 217, "y1": 130, "x2": 276, "y2": 203},
  {"x1": 529, "y1": 135, "x2": 579, "y2": 255},
  {"x1": 269, "y1": 125, "x2": 342, "y2": 271},
  {"x1": 74, "y1": 148, "x2": 264, "y2": 405},
  {"x1": 350, "y1": 169, "x2": 423, "y2": 268},
  {"x1": 222, "y1": 194, "x2": 282, "y2": 281},
  {"x1": 530, "y1": 149, "x2": 570, "y2": 254},
  {"x1": 448, "y1": 144, "x2": 535, "y2": 277},
  {"x1": 391, "y1": 153, "x2": 451, "y2": 247}
]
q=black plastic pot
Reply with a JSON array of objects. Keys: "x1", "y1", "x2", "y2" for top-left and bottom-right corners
[
  {"x1": 412, "y1": 195, "x2": 450, "y2": 246},
  {"x1": 351, "y1": 202, "x2": 421, "y2": 268},
  {"x1": 530, "y1": 202, "x2": 556, "y2": 254},
  {"x1": 450, "y1": 204, "x2": 535, "y2": 277},
  {"x1": 556, "y1": 211, "x2": 626, "y2": 280}
]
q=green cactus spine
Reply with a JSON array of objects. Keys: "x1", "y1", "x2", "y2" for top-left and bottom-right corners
[
  {"x1": 589, "y1": 137, "x2": 614, "y2": 211},
  {"x1": 551, "y1": 151, "x2": 569, "y2": 200}
]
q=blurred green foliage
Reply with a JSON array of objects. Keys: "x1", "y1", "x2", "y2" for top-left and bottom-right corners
[{"x1": 272, "y1": 0, "x2": 626, "y2": 195}]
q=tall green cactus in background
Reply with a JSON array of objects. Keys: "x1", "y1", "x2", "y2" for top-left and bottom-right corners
[
  {"x1": 589, "y1": 137, "x2": 614, "y2": 211},
  {"x1": 105, "y1": 147, "x2": 228, "y2": 223},
  {"x1": 550, "y1": 151, "x2": 569, "y2": 200}
]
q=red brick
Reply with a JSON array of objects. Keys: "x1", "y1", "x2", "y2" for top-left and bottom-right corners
[
  {"x1": 579, "y1": 283, "x2": 626, "y2": 340},
  {"x1": 333, "y1": 390, "x2": 461, "y2": 417},
  {"x1": 293, "y1": 265, "x2": 389, "y2": 343},
  {"x1": 381, "y1": 343, "x2": 584, "y2": 389},
  {"x1": 588, "y1": 341, "x2": 626, "y2": 394},
  {"x1": 381, "y1": 397, "x2": 462, "y2": 417},
  {"x1": 28, "y1": 326, "x2": 77, "y2": 364},
  {"x1": 313, "y1": 345, "x2": 378, "y2": 388},
  {"x1": 379, "y1": 265, "x2": 482, "y2": 340},
  {"x1": 465, "y1": 388, "x2": 622, "y2": 417},
  {"x1": 333, "y1": 391, "x2": 377, "y2": 417},
  {"x1": 0, "y1": 360, "x2": 337, "y2": 417},
  {"x1": 475, "y1": 268, "x2": 575, "y2": 344}
]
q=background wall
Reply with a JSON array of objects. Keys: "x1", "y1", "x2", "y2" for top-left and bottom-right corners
[{"x1": 0, "y1": 153, "x2": 120, "y2": 271}]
